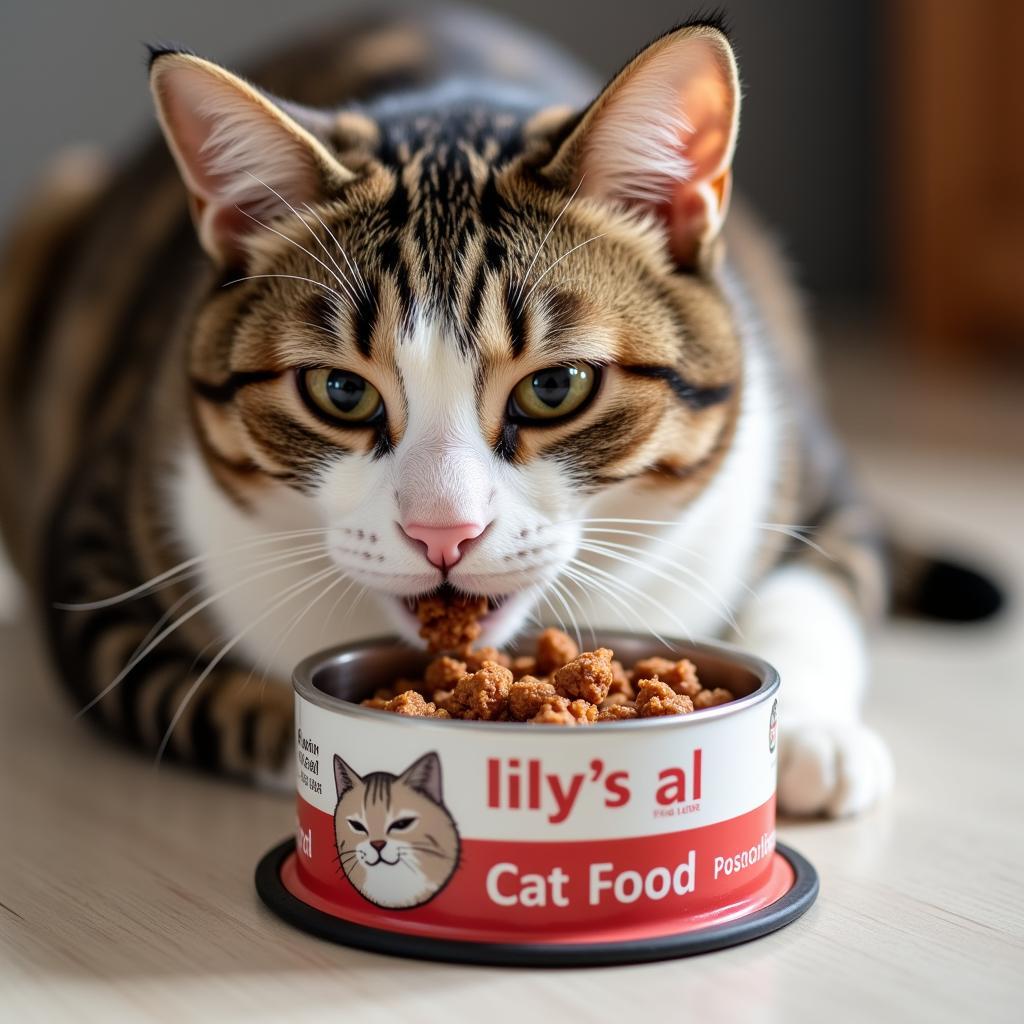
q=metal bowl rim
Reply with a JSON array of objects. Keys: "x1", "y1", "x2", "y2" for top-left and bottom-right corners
[{"x1": 292, "y1": 631, "x2": 780, "y2": 735}]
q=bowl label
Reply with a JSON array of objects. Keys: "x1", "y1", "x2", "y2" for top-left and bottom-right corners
[{"x1": 288, "y1": 693, "x2": 781, "y2": 942}]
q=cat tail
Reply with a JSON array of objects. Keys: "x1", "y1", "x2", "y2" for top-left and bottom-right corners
[
  {"x1": 0, "y1": 145, "x2": 110, "y2": 580},
  {"x1": 887, "y1": 541, "x2": 1005, "y2": 622}
]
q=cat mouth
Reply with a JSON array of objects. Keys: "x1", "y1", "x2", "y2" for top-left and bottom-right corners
[
  {"x1": 365, "y1": 853, "x2": 401, "y2": 867},
  {"x1": 392, "y1": 582, "x2": 536, "y2": 648}
]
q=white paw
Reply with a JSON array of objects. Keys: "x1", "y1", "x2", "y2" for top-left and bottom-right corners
[{"x1": 777, "y1": 721, "x2": 893, "y2": 818}]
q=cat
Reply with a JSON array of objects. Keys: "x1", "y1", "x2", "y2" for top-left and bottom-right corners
[
  {"x1": 333, "y1": 751, "x2": 459, "y2": 909},
  {"x1": 0, "y1": 10, "x2": 995, "y2": 816}
]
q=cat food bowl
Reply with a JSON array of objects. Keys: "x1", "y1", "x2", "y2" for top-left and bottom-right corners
[{"x1": 256, "y1": 631, "x2": 817, "y2": 965}]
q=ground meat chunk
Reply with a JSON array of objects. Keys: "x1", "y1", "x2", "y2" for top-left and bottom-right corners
[
  {"x1": 608, "y1": 659, "x2": 634, "y2": 699},
  {"x1": 449, "y1": 662, "x2": 513, "y2": 721},
  {"x1": 552, "y1": 648, "x2": 614, "y2": 704},
  {"x1": 416, "y1": 593, "x2": 487, "y2": 652},
  {"x1": 529, "y1": 697, "x2": 577, "y2": 725},
  {"x1": 508, "y1": 677, "x2": 558, "y2": 720},
  {"x1": 460, "y1": 645, "x2": 511, "y2": 672},
  {"x1": 535, "y1": 628, "x2": 580, "y2": 675},
  {"x1": 635, "y1": 678, "x2": 694, "y2": 717},
  {"x1": 693, "y1": 687, "x2": 736, "y2": 709},
  {"x1": 424, "y1": 656, "x2": 467, "y2": 691},
  {"x1": 600, "y1": 691, "x2": 632, "y2": 708},
  {"x1": 597, "y1": 704, "x2": 639, "y2": 721},
  {"x1": 380, "y1": 690, "x2": 448, "y2": 717},
  {"x1": 567, "y1": 699, "x2": 598, "y2": 724},
  {"x1": 631, "y1": 656, "x2": 701, "y2": 697},
  {"x1": 510, "y1": 655, "x2": 538, "y2": 679}
]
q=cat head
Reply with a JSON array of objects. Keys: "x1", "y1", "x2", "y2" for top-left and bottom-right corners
[
  {"x1": 332, "y1": 752, "x2": 459, "y2": 909},
  {"x1": 150, "y1": 21, "x2": 742, "y2": 646}
]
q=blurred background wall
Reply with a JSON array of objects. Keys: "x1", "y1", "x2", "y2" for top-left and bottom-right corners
[{"x1": 0, "y1": 0, "x2": 876, "y2": 305}]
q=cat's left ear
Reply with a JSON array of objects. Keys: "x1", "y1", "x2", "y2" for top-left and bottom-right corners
[
  {"x1": 149, "y1": 49, "x2": 354, "y2": 265},
  {"x1": 400, "y1": 752, "x2": 444, "y2": 805},
  {"x1": 334, "y1": 755, "x2": 361, "y2": 799},
  {"x1": 540, "y1": 22, "x2": 740, "y2": 272}
]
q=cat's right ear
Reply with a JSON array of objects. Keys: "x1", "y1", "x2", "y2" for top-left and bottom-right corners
[
  {"x1": 148, "y1": 49, "x2": 354, "y2": 266},
  {"x1": 334, "y1": 755, "x2": 361, "y2": 799},
  {"x1": 538, "y1": 21, "x2": 740, "y2": 273}
]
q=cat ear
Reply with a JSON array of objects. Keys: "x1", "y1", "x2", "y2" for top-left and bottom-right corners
[
  {"x1": 334, "y1": 755, "x2": 361, "y2": 799},
  {"x1": 400, "y1": 752, "x2": 444, "y2": 805},
  {"x1": 540, "y1": 22, "x2": 740, "y2": 272},
  {"x1": 148, "y1": 49, "x2": 354, "y2": 265}
]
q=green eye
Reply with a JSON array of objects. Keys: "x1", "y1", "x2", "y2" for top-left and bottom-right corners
[
  {"x1": 509, "y1": 362, "x2": 599, "y2": 423},
  {"x1": 300, "y1": 368, "x2": 383, "y2": 424}
]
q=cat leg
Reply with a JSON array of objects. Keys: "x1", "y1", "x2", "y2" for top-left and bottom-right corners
[
  {"x1": 50, "y1": 595, "x2": 296, "y2": 788},
  {"x1": 736, "y1": 563, "x2": 893, "y2": 817}
]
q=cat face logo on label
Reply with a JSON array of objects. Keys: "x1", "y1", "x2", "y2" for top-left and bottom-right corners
[
  {"x1": 768, "y1": 700, "x2": 778, "y2": 753},
  {"x1": 332, "y1": 752, "x2": 460, "y2": 910}
]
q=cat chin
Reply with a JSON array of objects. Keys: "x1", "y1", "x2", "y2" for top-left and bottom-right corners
[{"x1": 375, "y1": 587, "x2": 538, "y2": 650}]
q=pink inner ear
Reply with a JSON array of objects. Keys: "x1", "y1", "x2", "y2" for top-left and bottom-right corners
[{"x1": 579, "y1": 33, "x2": 738, "y2": 268}]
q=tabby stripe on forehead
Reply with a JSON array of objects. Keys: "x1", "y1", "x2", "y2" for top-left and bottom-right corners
[
  {"x1": 621, "y1": 365, "x2": 734, "y2": 409},
  {"x1": 351, "y1": 279, "x2": 378, "y2": 358},
  {"x1": 461, "y1": 260, "x2": 488, "y2": 350},
  {"x1": 191, "y1": 369, "x2": 283, "y2": 403},
  {"x1": 504, "y1": 279, "x2": 527, "y2": 358}
]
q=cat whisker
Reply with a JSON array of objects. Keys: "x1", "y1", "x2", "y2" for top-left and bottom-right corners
[
  {"x1": 535, "y1": 586, "x2": 570, "y2": 642},
  {"x1": 114, "y1": 543, "x2": 334, "y2": 640},
  {"x1": 241, "y1": 172, "x2": 364, "y2": 308},
  {"x1": 244, "y1": 566, "x2": 352, "y2": 694},
  {"x1": 404, "y1": 844, "x2": 452, "y2": 859},
  {"x1": 77, "y1": 550, "x2": 332, "y2": 719},
  {"x1": 518, "y1": 233, "x2": 606, "y2": 310},
  {"x1": 573, "y1": 525, "x2": 758, "y2": 600},
  {"x1": 234, "y1": 206, "x2": 359, "y2": 310},
  {"x1": 223, "y1": 272, "x2": 350, "y2": 308},
  {"x1": 55, "y1": 526, "x2": 335, "y2": 610},
  {"x1": 300, "y1": 202, "x2": 373, "y2": 305},
  {"x1": 758, "y1": 522, "x2": 835, "y2": 560},
  {"x1": 542, "y1": 575, "x2": 584, "y2": 650},
  {"x1": 576, "y1": 540, "x2": 739, "y2": 631},
  {"x1": 550, "y1": 572, "x2": 598, "y2": 649},
  {"x1": 317, "y1": 576, "x2": 363, "y2": 647},
  {"x1": 514, "y1": 174, "x2": 586, "y2": 307},
  {"x1": 571, "y1": 556, "x2": 698, "y2": 642},
  {"x1": 154, "y1": 562, "x2": 341, "y2": 764},
  {"x1": 563, "y1": 560, "x2": 686, "y2": 650}
]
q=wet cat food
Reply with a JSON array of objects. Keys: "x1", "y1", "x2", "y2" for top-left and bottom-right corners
[{"x1": 362, "y1": 625, "x2": 736, "y2": 723}]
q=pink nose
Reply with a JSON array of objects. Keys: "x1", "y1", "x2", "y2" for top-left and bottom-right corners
[{"x1": 402, "y1": 522, "x2": 485, "y2": 569}]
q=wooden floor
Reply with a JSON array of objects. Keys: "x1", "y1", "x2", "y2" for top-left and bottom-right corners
[{"x1": 2, "y1": 440, "x2": 1022, "y2": 1022}]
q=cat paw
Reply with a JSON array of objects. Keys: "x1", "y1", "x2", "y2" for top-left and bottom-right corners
[{"x1": 777, "y1": 721, "x2": 893, "y2": 818}]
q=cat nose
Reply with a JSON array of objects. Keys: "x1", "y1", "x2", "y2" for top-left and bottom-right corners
[
  {"x1": 369, "y1": 839, "x2": 387, "y2": 852},
  {"x1": 401, "y1": 521, "x2": 487, "y2": 569}
]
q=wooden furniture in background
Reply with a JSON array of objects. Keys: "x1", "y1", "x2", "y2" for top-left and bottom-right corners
[{"x1": 891, "y1": 1, "x2": 1024, "y2": 356}]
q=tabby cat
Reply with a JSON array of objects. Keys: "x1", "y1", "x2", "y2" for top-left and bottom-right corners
[
  {"x1": 333, "y1": 752, "x2": 459, "y2": 909},
  {"x1": 2, "y1": 10, "x2": 966, "y2": 815}
]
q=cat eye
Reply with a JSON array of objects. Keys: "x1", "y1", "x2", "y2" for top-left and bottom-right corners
[
  {"x1": 388, "y1": 816, "x2": 418, "y2": 833},
  {"x1": 298, "y1": 368, "x2": 383, "y2": 424},
  {"x1": 508, "y1": 362, "x2": 599, "y2": 424},
  {"x1": 346, "y1": 817, "x2": 368, "y2": 834}
]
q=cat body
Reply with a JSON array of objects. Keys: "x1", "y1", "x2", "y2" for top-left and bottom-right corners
[{"x1": 0, "y1": 9, "x2": 893, "y2": 814}]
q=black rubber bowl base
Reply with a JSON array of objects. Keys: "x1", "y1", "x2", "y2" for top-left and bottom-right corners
[{"x1": 255, "y1": 839, "x2": 818, "y2": 967}]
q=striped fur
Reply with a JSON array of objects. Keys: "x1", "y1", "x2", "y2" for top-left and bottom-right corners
[{"x1": 0, "y1": 11, "x2": 889, "y2": 811}]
